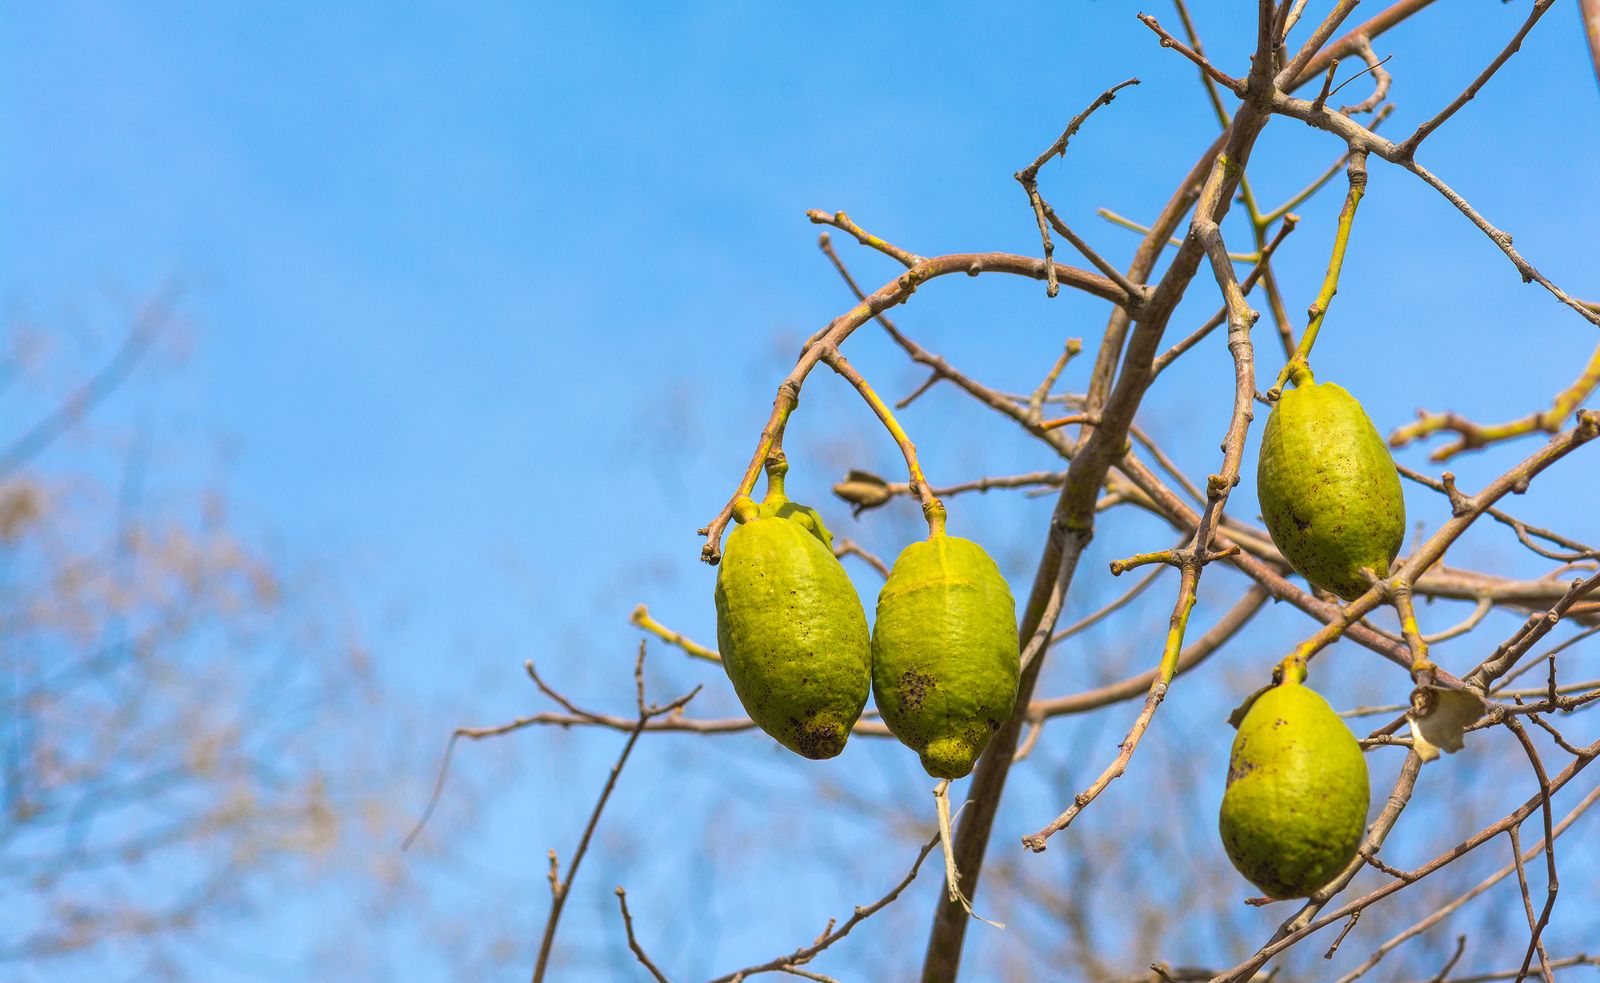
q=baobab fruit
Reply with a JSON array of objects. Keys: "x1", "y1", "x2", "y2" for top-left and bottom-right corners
[
  {"x1": 871, "y1": 534, "x2": 1019, "y2": 779},
  {"x1": 1218, "y1": 665, "x2": 1370, "y2": 899},
  {"x1": 1257, "y1": 379, "x2": 1405, "y2": 600},
  {"x1": 714, "y1": 494, "x2": 870, "y2": 759}
]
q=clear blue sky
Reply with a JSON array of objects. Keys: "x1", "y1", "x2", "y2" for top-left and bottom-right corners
[{"x1": 4, "y1": 3, "x2": 1598, "y2": 980}]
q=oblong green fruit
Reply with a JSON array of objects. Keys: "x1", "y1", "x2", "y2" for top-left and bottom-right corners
[
  {"x1": 871, "y1": 535, "x2": 1019, "y2": 779},
  {"x1": 1257, "y1": 380, "x2": 1405, "y2": 600},
  {"x1": 1218, "y1": 672, "x2": 1370, "y2": 899},
  {"x1": 714, "y1": 504, "x2": 870, "y2": 759}
]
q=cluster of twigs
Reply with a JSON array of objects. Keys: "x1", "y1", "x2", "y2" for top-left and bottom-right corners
[{"x1": 426, "y1": 3, "x2": 1600, "y2": 980}]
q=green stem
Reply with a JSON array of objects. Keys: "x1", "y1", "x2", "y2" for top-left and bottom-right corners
[{"x1": 1273, "y1": 148, "x2": 1369, "y2": 395}]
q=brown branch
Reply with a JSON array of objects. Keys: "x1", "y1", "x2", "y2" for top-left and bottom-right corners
[
  {"x1": 1408, "y1": 954, "x2": 1600, "y2": 983},
  {"x1": 1260, "y1": 80, "x2": 1600, "y2": 332},
  {"x1": 1503, "y1": 716, "x2": 1560, "y2": 983},
  {"x1": 833, "y1": 538, "x2": 891, "y2": 579},
  {"x1": 1139, "y1": 15, "x2": 1246, "y2": 96},
  {"x1": 699, "y1": 245, "x2": 1131, "y2": 563},
  {"x1": 805, "y1": 209, "x2": 921, "y2": 267},
  {"x1": 402, "y1": 653, "x2": 707, "y2": 852},
  {"x1": 1395, "y1": 0, "x2": 1558, "y2": 158},
  {"x1": 1048, "y1": 565, "x2": 1168, "y2": 645},
  {"x1": 613, "y1": 888, "x2": 671, "y2": 983},
  {"x1": 1151, "y1": 214, "x2": 1298, "y2": 377},
  {"x1": 1334, "y1": 784, "x2": 1600, "y2": 983},
  {"x1": 1023, "y1": 154, "x2": 1265, "y2": 850},
  {"x1": 1275, "y1": 0, "x2": 1363, "y2": 91},
  {"x1": 532, "y1": 646, "x2": 701, "y2": 983},
  {"x1": 1470, "y1": 572, "x2": 1600, "y2": 691},
  {"x1": 704, "y1": 831, "x2": 942, "y2": 983},
  {"x1": 1428, "y1": 937, "x2": 1469, "y2": 983},
  {"x1": 923, "y1": 11, "x2": 1288, "y2": 971},
  {"x1": 816, "y1": 344, "x2": 947, "y2": 536},
  {"x1": 1334, "y1": 37, "x2": 1392, "y2": 114},
  {"x1": 1027, "y1": 338, "x2": 1083, "y2": 421},
  {"x1": 1021, "y1": 565, "x2": 1199, "y2": 851},
  {"x1": 1397, "y1": 465, "x2": 1599, "y2": 562},
  {"x1": 832, "y1": 468, "x2": 1067, "y2": 517},
  {"x1": 1037, "y1": 586, "x2": 1270, "y2": 716},
  {"x1": 1015, "y1": 77, "x2": 1144, "y2": 298}
]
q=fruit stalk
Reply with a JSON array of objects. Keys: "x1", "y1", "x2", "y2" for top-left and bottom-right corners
[
  {"x1": 1272, "y1": 147, "x2": 1368, "y2": 396},
  {"x1": 818, "y1": 344, "x2": 947, "y2": 538}
]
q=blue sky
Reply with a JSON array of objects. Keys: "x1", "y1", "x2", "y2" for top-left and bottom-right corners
[{"x1": 4, "y1": 2, "x2": 1599, "y2": 980}]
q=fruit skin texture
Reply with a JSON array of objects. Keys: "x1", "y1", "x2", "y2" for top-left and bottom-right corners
[
  {"x1": 755, "y1": 495, "x2": 833, "y2": 551},
  {"x1": 1257, "y1": 381, "x2": 1405, "y2": 600},
  {"x1": 714, "y1": 505, "x2": 870, "y2": 760},
  {"x1": 1218, "y1": 673, "x2": 1370, "y2": 899},
  {"x1": 871, "y1": 535, "x2": 1019, "y2": 779}
]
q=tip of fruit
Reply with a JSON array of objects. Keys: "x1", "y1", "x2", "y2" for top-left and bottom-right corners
[
  {"x1": 791, "y1": 719, "x2": 850, "y2": 760},
  {"x1": 919, "y1": 737, "x2": 978, "y2": 780}
]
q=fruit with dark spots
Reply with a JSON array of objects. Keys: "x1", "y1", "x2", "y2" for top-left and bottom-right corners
[
  {"x1": 1218, "y1": 667, "x2": 1370, "y2": 899},
  {"x1": 871, "y1": 534, "x2": 1019, "y2": 779},
  {"x1": 714, "y1": 494, "x2": 869, "y2": 760},
  {"x1": 1257, "y1": 380, "x2": 1405, "y2": 600}
]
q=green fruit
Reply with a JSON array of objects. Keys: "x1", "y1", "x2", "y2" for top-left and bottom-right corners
[
  {"x1": 1257, "y1": 380, "x2": 1405, "y2": 600},
  {"x1": 714, "y1": 497, "x2": 869, "y2": 759},
  {"x1": 871, "y1": 534, "x2": 1019, "y2": 779},
  {"x1": 1218, "y1": 669, "x2": 1370, "y2": 899}
]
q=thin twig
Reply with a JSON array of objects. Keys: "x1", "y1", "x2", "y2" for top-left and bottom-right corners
[
  {"x1": 1504, "y1": 716, "x2": 1559, "y2": 983},
  {"x1": 613, "y1": 888, "x2": 671, "y2": 983},
  {"x1": 1015, "y1": 78, "x2": 1143, "y2": 298},
  {"x1": 1334, "y1": 784, "x2": 1600, "y2": 983},
  {"x1": 833, "y1": 538, "x2": 891, "y2": 579},
  {"x1": 704, "y1": 830, "x2": 944, "y2": 983},
  {"x1": 0, "y1": 286, "x2": 178, "y2": 481},
  {"x1": 1396, "y1": 464, "x2": 1599, "y2": 562},
  {"x1": 532, "y1": 645, "x2": 701, "y2": 983},
  {"x1": 1395, "y1": 0, "x2": 1557, "y2": 158},
  {"x1": 629, "y1": 605, "x2": 719, "y2": 663}
]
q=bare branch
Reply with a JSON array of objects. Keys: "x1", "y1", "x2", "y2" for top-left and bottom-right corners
[
  {"x1": 705, "y1": 831, "x2": 942, "y2": 983},
  {"x1": 1395, "y1": 0, "x2": 1558, "y2": 157},
  {"x1": 531, "y1": 645, "x2": 700, "y2": 982},
  {"x1": 1015, "y1": 78, "x2": 1145, "y2": 298},
  {"x1": 613, "y1": 888, "x2": 671, "y2": 983},
  {"x1": 0, "y1": 286, "x2": 178, "y2": 481}
]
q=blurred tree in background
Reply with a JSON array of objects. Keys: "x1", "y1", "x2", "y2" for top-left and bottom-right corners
[{"x1": 0, "y1": 297, "x2": 501, "y2": 979}]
